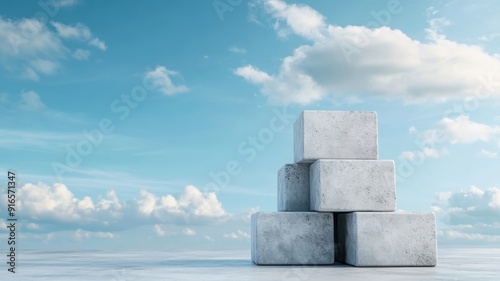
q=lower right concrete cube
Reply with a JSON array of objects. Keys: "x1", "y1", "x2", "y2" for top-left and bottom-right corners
[{"x1": 336, "y1": 212, "x2": 437, "y2": 267}]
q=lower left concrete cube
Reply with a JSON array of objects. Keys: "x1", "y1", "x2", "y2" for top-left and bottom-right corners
[{"x1": 251, "y1": 212, "x2": 334, "y2": 265}]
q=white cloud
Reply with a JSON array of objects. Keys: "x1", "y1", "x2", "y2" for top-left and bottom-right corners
[
  {"x1": 229, "y1": 46, "x2": 247, "y2": 54},
  {"x1": 0, "y1": 17, "x2": 66, "y2": 79},
  {"x1": 18, "y1": 182, "x2": 97, "y2": 222},
  {"x1": 72, "y1": 48, "x2": 90, "y2": 60},
  {"x1": 53, "y1": 0, "x2": 79, "y2": 8},
  {"x1": 0, "y1": 16, "x2": 104, "y2": 79},
  {"x1": 154, "y1": 225, "x2": 166, "y2": 237},
  {"x1": 74, "y1": 229, "x2": 114, "y2": 240},
  {"x1": 135, "y1": 184, "x2": 228, "y2": 221},
  {"x1": 31, "y1": 59, "x2": 58, "y2": 74},
  {"x1": 223, "y1": 230, "x2": 250, "y2": 240},
  {"x1": 479, "y1": 33, "x2": 500, "y2": 42},
  {"x1": 241, "y1": 207, "x2": 259, "y2": 222},
  {"x1": 0, "y1": 17, "x2": 65, "y2": 58},
  {"x1": 183, "y1": 228, "x2": 196, "y2": 236},
  {"x1": 480, "y1": 149, "x2": 497, "y2": 158},
  {"x1": 400, "y1": 147, "x2": 442, "y2": 161},
  {"x1": 51, "y1": 22, "x2": 107, "y2": 51},
  {"x1": 236, "y1": 0, "x2": 500, "y2": 105},
  {"x1": 263, "y1": 0, "x2": 326, "y2": 40},
  {"x1": 403, "y1": 116, "x2": 500, "y2": 159},
  {"x1": 426, "y1": 17, "x2": 451, "y2": 40},
  {"x1": 234, "y1": 65, "x2": 271, "y2": 84},
  {"x1": 51, "y1": 22, "x2": 91, "y2": 40},
  {"x1": 144, "y1": 66, "x2": 189, "y2": 95},
  {"x1": 433, "y1": 186, "x2": 500, "y2": 242},
  {"x1": 438, "y1": 229, "x2": 500, "y2": 242},
  {"x1": 436, "y1": 191, "x2": 453, "y2": 201},
  {"x1": 234, "y1": 64, "x2": 323, "y2": 105},
  {"x1": 425, "y1": 7, "x2": 439, "y2": 17},
  {"x1": 19, "y1": 91, "x2": 46, "y2": 110},
  {"x1": 89, "y1": 38, "x2": 107, "y2": 51},
  {"x1": 439, "y1": 116, "x2": 500, "y2": 144},
  {"x1": 7, "y1": 182, "x2": 226, "y2": 232}
]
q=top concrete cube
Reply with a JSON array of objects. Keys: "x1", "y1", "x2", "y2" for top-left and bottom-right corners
[{"x1": 294, "y1": 111, "x2": 378, "y2": 163}]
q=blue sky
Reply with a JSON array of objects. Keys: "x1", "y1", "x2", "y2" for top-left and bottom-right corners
[{"x1": 0, "y1": 0, "x2": 499, "y2": 250}]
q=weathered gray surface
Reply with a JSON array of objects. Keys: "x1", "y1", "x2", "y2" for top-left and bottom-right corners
[
  {"x1": 251, "y1": 212, "x2": 334, "y2": 265},
  {"x1": 277, "y1": 164, "x2": 310, "y2": 211},
  {"x1": 336, "y1": 212, "x2": 437, "y2": 267},
  {"x1": 310, "y1": 159, "x2": 396, "y2": 212},
  {"x1": 294, "y1": 111, "x2": 378, "y2": 163}
]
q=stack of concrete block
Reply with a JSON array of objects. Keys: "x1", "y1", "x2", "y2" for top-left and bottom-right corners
[{"x1": 251, "y1": 111, "x2": 437, "y2": 267}]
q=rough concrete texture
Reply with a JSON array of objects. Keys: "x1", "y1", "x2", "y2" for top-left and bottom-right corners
[
  {"x1": 336, "y1": 212, "x2": 437, "y2": 267},
  {"x1": 251, "y1": 212, "x2": 334, "y2": 265},
  {"x1": 277, "y1": 164, "x2": 310, "y2": 211},
  {"x1": 310, "y1": 160, "x2": 396, "y2": 212},
  {"x1": 294, "y1": 111, "x2": 378, "y2": 163}
]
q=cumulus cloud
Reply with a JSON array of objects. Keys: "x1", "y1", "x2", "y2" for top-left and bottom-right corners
[
  {"x1": 433, "y1": 186, "x2": 500, "y2": 243},
  {"x1": 437, "y1": 115, "x2": 500, "y2": 144},
  {"x1": 0, "y1": 16, "x2": 105, "y2": 79},
  {"x1": 0, "y1": 17, "x2": 66, "y2": 80},
  {"x1": 0, "y1": 17, "x2": 65, "y2": 58},
  {"x1": 144, "y1": 66, "x2": 189, "y2": 95},
  {"x1": 236, "y1": 0, "x2": 500, "y2": 105},
  {"x1": 264, "y1": 0, "x2": 326, "y2": 40},
  {"x1": 3, "y1": 182, "x2": 226, "y2": 233},
  {"x1": 400, "y1": 115, "x2": 500, "y2": 160},
  {"x1": 18, "y1": 182, "x2": 105, "y2": 222}
]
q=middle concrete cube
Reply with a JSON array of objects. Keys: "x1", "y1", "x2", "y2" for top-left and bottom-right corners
[{"x1": 310, "y1": 159, "x2": 396, "y2": 212}]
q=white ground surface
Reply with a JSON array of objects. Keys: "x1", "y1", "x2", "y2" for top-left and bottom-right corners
[{"x1": 2, "y1": 248, "x2": 499, "y2": 280}]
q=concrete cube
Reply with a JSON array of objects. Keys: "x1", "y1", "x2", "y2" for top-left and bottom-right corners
[
  {"x1": 310, "y1": 160, "x2": 396, "y2": 212},
  {"x1": 294, "y1": 111, "x2": 378, "y2": 163},
  {"x1": 251, "y1": 212, "x2": 334, "y2": 265},
  {"x1": 278, "y1": 164, "x2": 310, "y2": 211},
  {"x1": 336, "y1": 212, "x2": 437, "y2": 267}
]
